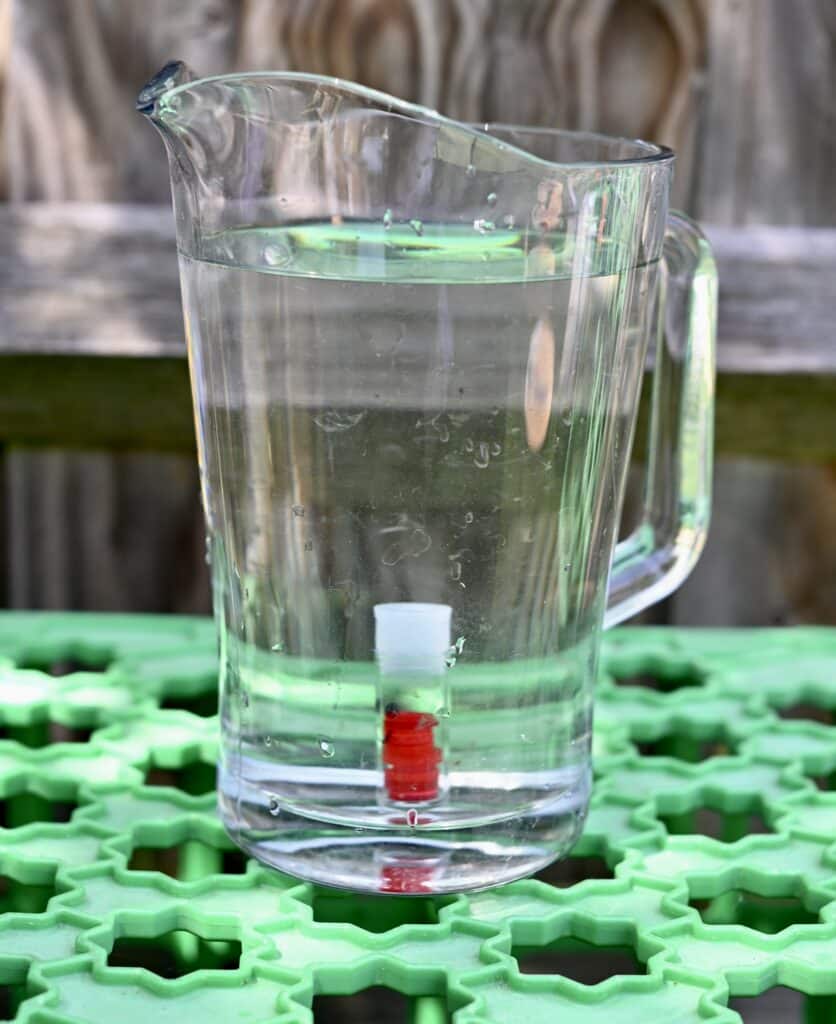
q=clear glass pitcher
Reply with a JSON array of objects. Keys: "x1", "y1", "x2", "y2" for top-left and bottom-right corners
[{"x1": 138, "y1": 62, "x2": 716, "y2": 894}]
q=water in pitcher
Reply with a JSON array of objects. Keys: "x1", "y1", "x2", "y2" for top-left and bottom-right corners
[{"x1": 180, "y1": 220, "x2": 657, "y2": 892}]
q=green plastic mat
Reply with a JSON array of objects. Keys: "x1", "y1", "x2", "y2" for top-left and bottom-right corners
[{"x1": 0, "y1": 614, "x2": 833, "y2": 1023}]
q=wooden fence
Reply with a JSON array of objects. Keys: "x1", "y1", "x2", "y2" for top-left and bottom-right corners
[{"x1": 0, "y1": 0, "x2": 834, "y2": 624}]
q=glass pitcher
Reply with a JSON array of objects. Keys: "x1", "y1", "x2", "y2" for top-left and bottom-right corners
[{"x1": 138, "y1": 62, "x2": 716, "y2": 894}]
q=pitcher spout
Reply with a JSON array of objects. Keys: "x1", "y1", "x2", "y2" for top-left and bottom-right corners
[{"x1": 136, "y1": 60, "x2": 195, "y2": 121}]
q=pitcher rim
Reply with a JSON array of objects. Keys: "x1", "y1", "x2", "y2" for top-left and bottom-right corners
[{"x1": 138, "y1": 65, "x2": 675, "y2": 171}]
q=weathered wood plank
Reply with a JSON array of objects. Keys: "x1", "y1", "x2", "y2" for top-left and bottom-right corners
[
  {"x1": 706, "y1": 224, "x2": 836, "y2": 374},
  {"x1": 0, "y1": 355, "x2": 194, "y2": 451},
  {"x1": 696, "y1": 0, "x2": 836, "y2": 227},
  {"x1": 675, "y1": 0, "x2": 836, "y2": 628},
  {"x1": 0, "y1": 0, "x2": 833, "y2": 624},
  {"x1": 1, "y1": 203, "x2": 834, "y2": 370},
  {"x1": 1, "y1": 351, "x2": 833, "y2": 464},
  {"x1": 0, "y1": 204, "x2": 834, "y2": 460},
  {"x1": 1, "y1": 204, "x2": 184, "y2": 357}
]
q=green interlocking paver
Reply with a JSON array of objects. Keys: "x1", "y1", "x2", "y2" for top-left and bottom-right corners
[{"x1": 0, "y1": 613, "x2": 831, "y2": 1022}]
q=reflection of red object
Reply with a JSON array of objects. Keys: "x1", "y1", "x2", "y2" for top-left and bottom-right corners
[
  {"x1": 383, "y1": 710, "x2": 441, "y2": 802},
  {"x1": 380, "y1": 863, "x2": 435, "y2": 894}
]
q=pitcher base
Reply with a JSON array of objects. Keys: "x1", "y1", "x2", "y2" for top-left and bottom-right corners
[{"x1": 219, "y1": 784, "x2": 590, "y2": 895}]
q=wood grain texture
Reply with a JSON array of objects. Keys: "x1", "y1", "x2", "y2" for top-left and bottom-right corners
[
  {"x1": 4, "y1": 0, "x2": 242, "y2": 201},
  {"x1": 696, "y1": 0, "x2": 836, "y2": 226},
  {"x1": 3, "y1": 0, "x2": 708, "y2": 206},
  {"x1": 3, "y1": 204, "x2": 833, "y2": 370},
  {"x1": 236, "y1": 0, "x2": 707, "y2": 207}
]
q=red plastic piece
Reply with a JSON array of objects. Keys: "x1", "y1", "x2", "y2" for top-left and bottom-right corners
[
  {"x1": 380, "y1": 863, "x2": 436, "y2": 894},
  {"x1": 383, "y1": 709, "x2": 441, "y2": 802}
]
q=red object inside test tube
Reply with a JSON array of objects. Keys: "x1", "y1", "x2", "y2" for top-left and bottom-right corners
[
  {"x1": 380, "y1": 863, "x2": 436, "y2": 894},
  {"x1": 383, "y1": 709, "x2": 441, "y2": 802}
]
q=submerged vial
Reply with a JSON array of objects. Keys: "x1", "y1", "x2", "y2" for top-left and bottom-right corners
[{"x1": 374, "y1": 603, "x2": 451, "y2": 806}]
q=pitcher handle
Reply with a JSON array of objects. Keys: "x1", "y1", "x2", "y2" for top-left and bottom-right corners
[{"x1": 604, "y1": 212, "x2": 718, "y2": 628}]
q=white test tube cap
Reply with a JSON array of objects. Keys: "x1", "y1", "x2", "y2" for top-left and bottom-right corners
[{"x1": 374, "y1": 602, "x2": 452, "y2": 676}]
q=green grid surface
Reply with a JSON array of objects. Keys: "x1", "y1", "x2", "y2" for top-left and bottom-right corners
[{"x1": 0, "y1": 614, "x2": 833, "y2": 1022}]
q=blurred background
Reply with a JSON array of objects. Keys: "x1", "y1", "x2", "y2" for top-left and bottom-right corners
[{"x1": 0, "y1": 0, "x2": 834, "y2": 625}]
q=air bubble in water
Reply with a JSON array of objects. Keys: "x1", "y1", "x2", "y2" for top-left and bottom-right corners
[
  {"x1": 503, "y1": 214, "x2": 516, "y2": 228},
  {"x1": 268, "y1": 797, "x2": 281, "y2": 816},
  {"x1": 473, "y1": 218, "x2": 495, "y2": 234},
  {"x1": 446, "y1": 635, "x2": 466, "y2": 666},
  {"x1": 264, "y1": 735, "x2": 272, "y2": 746},
  {"x1": 406, "y1": 808, "x2": 418, "y2": 827},
  {"x1": 464, "y1": 511, "x2": 474, "y2": 524},
  {"x1": 263, "y1": 242, "x2": 291, "y2": 267},
  {"x1": 318, "y1": 737, "x2": 335, "y2": 758},
  {"x1": 409, "y1": 218, "x2": 423, "y2": 236},
  {"x1": 474, "y1": 442, "x2": 490, "y2": 468},
  {"x1": 486, "y1": 192, "x2": 497, "y2": 206},
  {"x1": 271, "y1": 642, "x2": 284, "y2": 652},
  {"x1": 241, "y1": 692, "x2": 250, "y2": 708},
  {"x1": 383, "y1": 208, "x2": 393, "y2": 229},
  {"x1": 466, "y1": 163, "x2": 476, "y2": 177}
]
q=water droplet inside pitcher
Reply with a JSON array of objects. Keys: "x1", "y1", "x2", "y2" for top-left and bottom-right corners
[
  {"x1": 263, "y1": 242, "x2": 291, "y2": 267},
  {"x1": 409, "y1": 218, "x2": 423, "y2": 236},
  {"x1": 473, "y1": 218, "x2": 495, "y2": 234},
  {"x1": 406, "y1": 808, "x2": 419, "y2": 827},
  {"x1": 465, "y1": 162, "x2": 476, "y2": 177},
  {"x1": 446, "y1": 635, "x2": 467, "y2": 667},
  {"x1": 382, "y1": 208, "x2": 393, "y2": 229},
  {"x1": 268, "y1": 797, "x2": 281, "y2": 816},
  {"x1": 464, "y1": 511, "x2": 474, "y2": 524},
  {"x1": 264, "y1": 734, "x2": 272, "y2": 746},
  {"x1": 474, "y1": 442, "x2": 490, "y2": 468},
  {"x1": 271, "y1": 642, "x2": 284, "y2": 652},
  {"x1": 486, "y1": 192, "x2": 497, "y2": 206},
  {"x1": 318, "y1": 737, "x2": 335, "y2": 758}
]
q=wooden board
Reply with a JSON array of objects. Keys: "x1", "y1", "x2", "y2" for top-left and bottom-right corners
[
  {"x1": 1, "y1": 0, "x2": 834, "y2": 627},
  {"x1": 0, "y1": 203, "x2": 833, "y2": 461}
]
